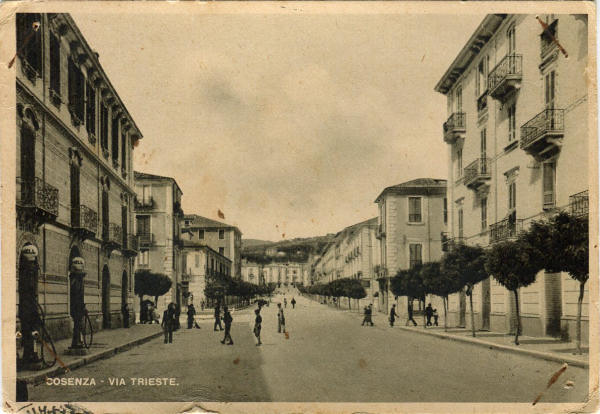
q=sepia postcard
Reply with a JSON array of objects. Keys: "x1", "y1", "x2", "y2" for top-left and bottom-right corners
[{"x1": 0, "y1": 1, "x2": 598, "y2": 413}]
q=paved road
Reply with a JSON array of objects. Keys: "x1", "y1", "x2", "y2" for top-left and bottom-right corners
[{"x1": 29, "y1": 293, "x2": 589, "y2": 402}]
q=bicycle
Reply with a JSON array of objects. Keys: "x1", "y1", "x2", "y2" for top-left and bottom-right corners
[{"x1": 80, "y1": 308, "x2": 94, "y2": 349}]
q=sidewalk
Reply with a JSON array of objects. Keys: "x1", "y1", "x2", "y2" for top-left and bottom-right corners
[
  {"x1": 302, "y1": 294, "x2": 589, "y2": 368},
  {"x1": 17, "y1": 324, "x2": 163, "y2": 385}
]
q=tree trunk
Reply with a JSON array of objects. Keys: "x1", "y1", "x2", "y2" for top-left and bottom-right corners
[
  {"x1": 348, "y1": 297, "x2": 351, "y2": 310},
  {"x1": 513, "y1": 289, "x2": 521, "y2": 346},
  {"x1": 423, "y1": 295, "x2": 426, "y2": 328},
  {"x1": 576, "y1": 280, "x2": 586, "y2": 354},
  {"x1": 443, "y1": 296, "x2": 448, "y2": 332},
  {"x1": 469, "y1": 287, "x2": 476, "y2": 337}
]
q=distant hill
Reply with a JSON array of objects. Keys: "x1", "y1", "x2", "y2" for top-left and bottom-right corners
[
  {"x1": 242, "y1": 239, "x2": 275, "y2": 248},
  {"x1": 242, "y1": 234, "x2": 335, "y2": 264}
]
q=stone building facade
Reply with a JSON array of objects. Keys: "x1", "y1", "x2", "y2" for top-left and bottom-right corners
[
  {"x1": 16, "y1": 13, "x2": 142, "y2": 345},
  {"x1": 133, "y1": 172, "x2": 184, "y2": 313},
  {"x1": 241, "y1": 260, "x2": 309, "y2": 287},
  {"x1": 180, "y1": 243, "x2": 231, "y2": 308},
  {"x1": 435, "y1": 14, "x2": 589, "y2": 339}
]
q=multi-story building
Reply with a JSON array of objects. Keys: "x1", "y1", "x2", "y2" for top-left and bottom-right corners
[
  {"x1": 15, "y1": 13, "x2": 142, "y2": 351},
  {"x1": 312, "y1": 218, "x2": 381, "y2": 309},
  {"x1": 241, "y1": 260, "x2": 308, "y2": 287},
  {"x1": 435, "y1": 14, "x2": 589, "y2": 339},
  {"x1": 374, "y1": 179, "x2": 447, "y2": 315},
  {"x1": 133, "y1": 172, "x2": 183, "y2": 312},
  {"x1": 180, "y1": 243, "x2": 231, "y2": 308},
  {"x1": 180, "y1": 214, "x2": 242, "y2": 279}
]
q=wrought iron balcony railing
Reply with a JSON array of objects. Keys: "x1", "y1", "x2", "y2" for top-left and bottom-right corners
[
  {"x1": 463, "y1": 157, "x2": 491, "y2": 189},
  {"x1": 520, "y1": 109, "x2": 564, "y2": 156},
  {"x1": 443, "y1": 112, "x2": 466, "y2": 144},
  {"x1": 122, "y1": 234, "x2": 139, "y2": 257},
  {"x1": 17, "y1": 177, "x2": 59, "y2": 220},
  {"x1": 103, "y1": 222, "x2": 122, "y2": 247},
  {"x1": 71, "y1": 204, "x2": 98, "y2": 236},
  {"x1": 488, "y1": 54, "x2": 522, "y2": 101},
  {"x1": 134, "y1": 196, "x2": 155, "y2": 210},
  {"x1": 570, "y1": 190, "x2": 589, "y2": 217},
  {"x1": 489, "y1": 216, "x2": 523, "y2": 244},
  {"x1": 137, "y1": 232, "x2": 155, "y2": 248}
]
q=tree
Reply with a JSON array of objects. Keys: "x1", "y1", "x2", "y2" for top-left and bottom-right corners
[
  {"x1": 442, "y1": 244, "x2": 487, "y2": 337},
  {"x1": 421, "y1": 261, "x2": 462, "y2": 331},
  {"x1": 485, "y1": 239, "x2": 540, "y2": 345},
  {"x1": 523, "y1": 212, "x2": 589, "y2": 353},
  {"x1": 391, "y1": 265, "x2": 426, "y2": 324},
  {"x1": 134, "y1": 270, "x2": 172, "y2": 310}
]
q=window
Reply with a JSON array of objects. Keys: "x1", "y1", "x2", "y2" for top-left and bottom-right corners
[
  {"x1": 508, "y1": 103, "x2": 516, "y2": 143},
  {"x1": 508, "y1": 181, "x2": 517, "y2": 212},
  {"x1": 121, "y1": 128, "x2": 127, "y2": 171},
  {"x1": 49, "y1": 32, "x2": 61, "y2": 97},
  {"x1": 408, "y1": 197, "x2": 422, "y2": 223},
  {"x1": 455, "y1": 85, "x2": 463, "y2": 112},
  {"x1": 195, "y1": 254, "x2": 200, "y2": 267},
  {"x1": 198, "y1": 229, "x2": 204, "y2": 239},
  {"x1": 136, "y1": 215, "x2": 150, "y2": 235},
  {"x1": 100, "y1": 103, "x2": 109, "y2": 151},
  {"x1": 457, "y1": 149, "x2": 463, "y2": 178},
  {"x1": 137, "y1": 250, "x2": 149, "y2": 266},
  {"x1": 86, "y1": 82, "x2": 96, "y2": 136},
  {"x1": 112, "y1": 115, "x2": 120, "y2": 163},
  {"x1": 476, "y1": 56, "x2": 489, "y2": 96},
  {"x1": 409, "y1": 244, "x2": 422, "y2": 268},
  {"x1": 480, "y1": 128, "x2": 487, "y2": 159},
  {"x1": 101, "y1": 189, "x2": 109, "y2": 239},
  {"x1": 16, "y1": 14, "x2": 42, "y2": 79},
  {"x1": 443, "y1": 197, "x2": 448, "y2": 224},
  {"x1": 219, "y1": 229, "x2": 225, "y2": 239},
  {"x1": 545, "y1": 70, "x2": 556, "y2": 109},
  {"x1": 68, "y1": 59, "x2": 85, "y2": 125},
  {"x1": 543, "y1": 162, "x2": 556, "y2": 209},
  {"x1": 140, "y1": 185, "x2": 151, "y2": 204},
  {"x1": 219, "y1": 247, "x2": 224, "y2": 255},
  {"x1": 507, "y1": 25, "x2": 516, "y2": 55},
  {"x1": 481, "y1": 197, "x2": 488, "y2": 231},
  {"x1": 70, "y1": 160, "x2": 80, "y2": 227},
  {"x1": 458, "y1": 208, "x2": 464, "y2": 239}
]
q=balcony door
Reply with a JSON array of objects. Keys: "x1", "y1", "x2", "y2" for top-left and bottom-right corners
[
  {"x1": 70, "y1": 162, "x2": 80, "y2": 227},
  {"x1": 121, "y1": 204, "x2": 128, "y2": 246},
  {"x1": 20, "y1": 125, "x2": 36, "y2": 201},
  {"x1": 480, "y1": 129, "x2": 487, "y2": 173},
  {"x1": 102, "y1": 190, "x2": 109, "y2": 239},
  {"x1": 545, "y1": 70, "x2": 556, "y2": 110}
]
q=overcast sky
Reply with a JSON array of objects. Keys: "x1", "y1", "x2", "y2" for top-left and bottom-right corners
[{"x1": 73, "y1": 12, "x2": 483, "y2": 241}]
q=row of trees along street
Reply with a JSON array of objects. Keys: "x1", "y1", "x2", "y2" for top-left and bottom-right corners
[
  {"x1": 388, "y1": 211, "x2": 588, "y2": 352},
  {"x1": 297, "y1": 278, "x2": 367, "y2": 310}
]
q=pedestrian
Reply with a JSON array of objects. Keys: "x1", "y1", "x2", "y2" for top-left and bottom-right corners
[
  {"x1": 277, "y1": 303, "x2": 286, "y2": 333},
  {"x1": 214, "y1": 304, "x2": 223, "y2": 331},
  {"x1": 433, "y1": 308, "x2": 439, "y2": 326},
  {"x1": 291, "y1": 297, "x2": 296, "y2": 309},
  {"x1": 361, "y1": 306, "x2": 369, "y2": 326},
  {"x1": 220, "y1": 306, "x2": 233, "y2": 345},
  {"x1": 425, "y1": 303, "x2": 434, "y2": 326},
  {"x1": 253, "y1": 308, "x2": 262, "y2": 346},
  {"x1": 162, "y1": 303, "x2": 177, "y2": 344},
  {"x1": 405, "y1": 300, "x2": 418, "y2": 326},
  {"x1": 389, "y1": 304, "x2": 399, "y2": 327},
  {"x1": 201, "y1": 300, "x2": 205, "y2": 311},
  {"x1": 367, "y1": 304, "x2": 374, "y2": 326},
  {"x1": 187, "y1": 304, "x2": 196, "y2": 329},
  {"x1": 122, "y1": 303, "x2": 130, "y2": 328},
  {"x1": 284, "y1": 298, "x2": 287, "y2": 308}
]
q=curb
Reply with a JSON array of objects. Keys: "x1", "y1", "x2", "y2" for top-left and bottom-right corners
[
  {"x1": 395, "y1": 326, "x2": 589, "y2": 368},
  {"x1": 19, "y1": 330, "x2": 164, "y2": 385}
]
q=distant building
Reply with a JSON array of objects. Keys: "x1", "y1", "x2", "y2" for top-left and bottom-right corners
[
  {"x1": 374, "y1": 178, "x2": 447, "y2": 314},
  {"x1": 15, "y1": 13, "x2": 142, "y2": 347},
  {"x1": 241, "y1": 260, "x2": 308, "y2": 287},
  {"x1": 133, "y1": 172, "x2": 184, "y2": 312},
  {"x1": 180, "y1": 214, "x2": 242, "y2": 279},
  {"x1": 181, "y1": 243, "x2": 231, "y2": 307},
  {"x1": 435, "y1": 14, "x2": 589, "y2": 339}
]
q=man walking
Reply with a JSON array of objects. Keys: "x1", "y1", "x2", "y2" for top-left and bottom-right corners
[
  {"x1": 277, "y1": 303, "x2": 286, "y2": 333},
  {"x1": 187, "y1": 304, "x2": 196, "y2": 329},
  {"x1": 389, "y1": 304, "x2": 399, "y2": 327},
  {"x1": 220, "y1": 306, "x2": 233, "y2": 345},
  {"x1": 405, "y1": 300, "x2": 418, "y2": 326},
  {"x1": 162, "y1": 303, "x2": 177, "y2": 344},
  {"x1": 425, "y1": 303, "x2": 434, "y2": 326},
  {"x1": 284, "y1": 298, "x2": 288, "y2": 308},
  {"x1": 361, "y1": 306, "x2": 369, "y2": 326},
  {"x1": 291, "y1": 297, "x2": 296, "y2": 309},
  {"x1": 214, "y1": 304, "x2": 223, "y2": 331},
  {"x1": 253, "y1": 308, "x2": 262, "y2": 346},
  {"x1": 367, "y1": 304, "x2": 374, "y2": 326}
]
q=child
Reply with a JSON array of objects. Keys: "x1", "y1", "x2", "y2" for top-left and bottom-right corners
[{"x1": 433, "y1": 308, "x2": 439, "y2": 326}]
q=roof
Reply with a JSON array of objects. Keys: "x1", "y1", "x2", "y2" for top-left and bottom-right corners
[
  {"x1": 180, "y1": 241, "x2": 232, "y2": 262},
  {"x1": 182, "y1": 214, "x2": 241, "y2": 234},
  {"x1": 134, "y1": 171, "x2": 183, "y2": 194},
  {"x1": 434, "y1": 14, "x2": 507, "y2": 95},
  {"x1": 374, "y1": 178, "x2": 447, "y2": 203}
]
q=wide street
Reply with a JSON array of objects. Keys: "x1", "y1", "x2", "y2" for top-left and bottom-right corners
[{"x1": 30, "y1": 293, "x2": 589, "y2": 403}]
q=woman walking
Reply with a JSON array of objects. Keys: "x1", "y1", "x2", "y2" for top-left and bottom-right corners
[{"x1": 253, "y1": 308, "x2": 262, "y2": 346}]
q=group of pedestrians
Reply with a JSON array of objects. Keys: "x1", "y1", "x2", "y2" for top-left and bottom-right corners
[{"x1": 358, "y1": 301, "x2": 439, "y2": 328}]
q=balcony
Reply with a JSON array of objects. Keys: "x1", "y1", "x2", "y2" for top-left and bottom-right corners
[
  {"x1": 463, "y1": 157, "x2": 491, "y2": 190},
  {"x1": 134, "y1": 196, "x2": 155, "y2": 211},
  {"x1": 375, "y1": 223, "x2": 386, "y2": 239},
  {"x1": 489, "y1": 216, "x2": 523, "y2": 244},
  {"x1": 16, "y1": 177, "x2": 59, "y2": 229},
  {"x1": 477, "y1": 91, "x2": 488, "y2": 116},
  {"x1": 570, "y1": 190, "x2": 589, "y2": 217},
  {"x1": 71, "y1": 204, "x2": 98, "y2": 239},
  {"x1": 122, "y1": 234, "x2": 139, "y2": 257},
  {"x1": 443, "y1": 112, "x2": 466, "y2": 144},
  {"x1": 137, "y1": 232, "x2": 155, "y2": 249},
  {"x1": 488, "y1": 54, "x2": 522, "y2": 101},
  {"x1": 103, "y1": 222, "x2": 122, "y2": 250},
  {"x1": 520, "y1": 109, "x2": 564, "y2": 160}
]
